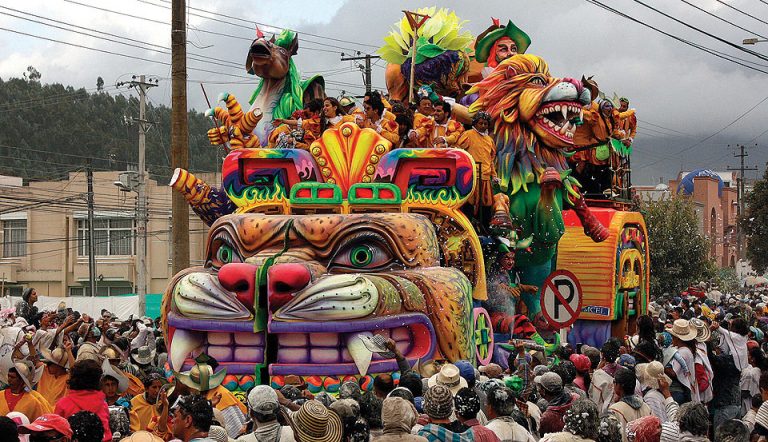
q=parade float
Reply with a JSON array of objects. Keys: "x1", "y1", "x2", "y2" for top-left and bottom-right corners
[{"x1": 163, "y1": 8, "x2": 648, "y2": 398}]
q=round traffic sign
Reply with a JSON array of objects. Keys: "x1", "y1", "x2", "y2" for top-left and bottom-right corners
[{"x1": 541, "y1": 270, "x2": 583, "y2": 329}]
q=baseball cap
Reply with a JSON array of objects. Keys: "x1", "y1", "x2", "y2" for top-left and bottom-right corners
[
  {"x1": 454, "y1": 360, "x2": 475, "y2": 385},
  {"x1": 18, "y1": 414, "x2": 73, "y2": 439},
  {"x1": 248, "y1": 385, "x2": 279, "y2": 413},
  {"x1": 534, "y1": 372, "x2": 563, "y2": 393}
]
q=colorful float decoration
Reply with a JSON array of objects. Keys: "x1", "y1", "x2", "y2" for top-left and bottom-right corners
[{"x1": 165, "y1": 11, "x2": 648, "y2": 395}]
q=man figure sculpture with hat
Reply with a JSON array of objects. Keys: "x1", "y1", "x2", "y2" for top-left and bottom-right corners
[
  {"x1": 176, "y1": 353, "x2": 247, "y2": 438},
  {"x1": 38, "y1": 338, "x2": 75, "y2": 406},
  {"x1": 473, "y1": 18, "x2": 531, "y2": 79}
]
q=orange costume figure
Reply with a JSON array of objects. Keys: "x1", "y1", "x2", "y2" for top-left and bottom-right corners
[
  {"x1": 431, "y1": 101, "x2": 464, "y2": 147},
  {"x1": 268, "y1": 99, "x2": 323, "y2": 150},
  {"x1": 0, "y1": 361, "x2": 52, "y2": 421},
  {"x1": 615, "y1": 97, "x2": 637, "y2": 147},
  {"x1": 572, "y1": 99, "x2": 620, "y2": 166},
  {"x1": 410, "y1": 96, "x2": 436, "y2": 146},
  {"x1": 458, "y1": 112, "x2": 496, "y2": 222},
  {"x1": 37, "y1": 346, "x2": 74, "y2": 407},
  {"x1": 362, "y1": 93, "x2": 400, "y2": 146}
]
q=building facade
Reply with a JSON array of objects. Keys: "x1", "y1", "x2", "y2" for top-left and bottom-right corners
[
  {"x1": 0, "y1": 171, "x2": 215, "y2": 298},
  {"x1": 635, "y1": 170, "x2": 738, "y2": 268}
]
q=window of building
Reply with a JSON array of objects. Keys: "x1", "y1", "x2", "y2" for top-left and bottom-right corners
[
  {"x1": 77, "y1": 218, "x2": 134, "y2": 256},
  {"x1": 2, "y1": 219, "x2": 27, "y2": 258},
  {"x1": 2, "y1": 285, "x2": 23, "y2": 297},
  {"x1": 69, "y1": 282, "x2": 134, "y2": 296}
]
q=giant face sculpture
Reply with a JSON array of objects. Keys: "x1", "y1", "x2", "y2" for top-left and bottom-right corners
[
  {"x1": 166, "y1": 212, "x2": 473, "y2": 377},
  {"x1": 166, "y1": 123, "x2": 485, "y2": 381}
]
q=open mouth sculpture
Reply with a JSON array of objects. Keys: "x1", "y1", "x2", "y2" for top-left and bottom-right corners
[{"x1": 167, "y1": 123, "x2": 486, "y2": 390}]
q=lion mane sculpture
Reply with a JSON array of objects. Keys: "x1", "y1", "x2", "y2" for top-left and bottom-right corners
[{"x1": 462, "y1": 54, "x2": 609, "y2": 318}]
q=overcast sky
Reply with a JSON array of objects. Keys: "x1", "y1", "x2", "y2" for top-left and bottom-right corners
[{"x1": 1, "y1": 0, "x2": 767, "y2": 183}]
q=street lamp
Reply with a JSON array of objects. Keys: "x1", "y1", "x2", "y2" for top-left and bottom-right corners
[{"x1": 743, "y1": 38, "x2": 768, "y2": 45}]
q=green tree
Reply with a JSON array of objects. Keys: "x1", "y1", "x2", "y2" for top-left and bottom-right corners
[
  {"x1": 741, "y1": 168, "x2": 768, "y2": 273},
  {"x1": 642, "y1": 194, "x2": 714, "y2": 296},
  {"x1": 24, "y1": 66, "x2": 41, "y2": 83}
]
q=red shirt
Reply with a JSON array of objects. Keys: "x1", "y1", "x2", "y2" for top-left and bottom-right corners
[
  {"x1": 465, "y1": 419, "x2": 502, "y2": 442},
  {"x1": 4, "y1": 389, "x2": 22, "y2": 411}
]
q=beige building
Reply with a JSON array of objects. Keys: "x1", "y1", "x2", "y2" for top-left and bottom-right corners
[{"x1": 0, "y1": 171, "x2": 216, "y2": 299}]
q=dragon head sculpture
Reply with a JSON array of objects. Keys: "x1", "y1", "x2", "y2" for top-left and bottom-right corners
[
  {"x1": 468, "y1": 54, "x2": 592, "y2": 195},
  {"x1": 167, "y1": 123, "x2": 489, "y2": 384}
]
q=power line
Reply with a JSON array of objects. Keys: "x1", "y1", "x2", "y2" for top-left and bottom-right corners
[
  {"x1": 139, "y1": 0, "x2": 380, "y2": 50},
  {"x1": 638, "y1": 119, "x2": 697, "y2": 137},
  {"x1": 713, "y1": 0, "x2": 768, "y2": 27},
  {"x1": 636, "y1": 93, "x2": 768, "y2": 169},
  {"x1": 583, "y1": 0, "x2": 768, "y2": 75},
  {"x1": 678, "y1": 0, "x2": 768, "y2": 40},
  {"x1": 61, "y1": 0, "x2": 349, "y2": 56},
  {"x1": 630, "y1": 0, "x2": 768, "y2": 63}
]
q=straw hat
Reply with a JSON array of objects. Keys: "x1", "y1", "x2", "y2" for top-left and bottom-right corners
[
  {"x1": 11, "y1": 360, "x2": 36, "y2": 391},
  {"x1": 637, "y1": 361, "x2": 672, "y2": 390},
  {"x1": 667, "y1": 319, "x2": 697, "y2": 341},
  {"x1": 100, "y1": 344, "x2": 123, "y2": 363},
  {"x1": 130, "y1": 346, "x2": 155, "y2": 366},
  {"x1": 291, "y1": 400, "x2": 342, "y2": 442},
  {"x1": 427, "y1": 363, "x2": 468, "y2": 395},
  {"x1": 176, "y1": 355, "x2": 226, "y2": 392},
  {"x1": 41, "y1": 347, "x2": 69, "y2": 369},
  {"x1": 101, "y1": 359, "x2": 129, "y2": 393},
  {"x1": 689, "y1": 318, "x2": 711, "y2": 342}
]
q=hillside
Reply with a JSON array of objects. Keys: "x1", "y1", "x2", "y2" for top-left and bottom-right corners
[{"x1": 0, "y1": 72, "x2": 220, "y2": 183}]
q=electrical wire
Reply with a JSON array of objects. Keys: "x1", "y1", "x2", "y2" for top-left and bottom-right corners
[
  {"x1": 583, "y1": 0, "x2": 768, "y2": 75},
  {"x1": 678, "y1": 0, "x2": 768, "y2": 40},
  {"x1": 635, "y1": 93, "x2": 768, "y2": 169},
  {"x1": 713, "y1": 0, "x2": 768, "y2": 26},
  {"x1": 630, "y1": 0, "x2": 768, "y2": 63},
  {"x1": 138, "y1": 0, "x2": 380, "y2": 50}
]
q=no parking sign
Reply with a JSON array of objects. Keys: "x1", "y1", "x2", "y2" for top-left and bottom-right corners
[{"x1": 541, "y1": 270, "x2": 583, "y2": 329}]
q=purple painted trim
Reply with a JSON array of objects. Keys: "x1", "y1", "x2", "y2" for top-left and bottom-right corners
[
  {"x1": 168, "y1": 312, "x2": 255, "y2": 332},
  {"x1": 268, "y1": 312, "x2": 430, "y2": 333},
  {"x1": 269, "y1": 357, "x2": 424, "y2": 376},
  {"x1": 181, "y1": 362, "x2": 260, "y2": 375}
]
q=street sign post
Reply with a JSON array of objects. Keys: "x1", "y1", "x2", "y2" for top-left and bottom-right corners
[{"x1": 541, "y1": 270, "x2": 583, "y2": 342}]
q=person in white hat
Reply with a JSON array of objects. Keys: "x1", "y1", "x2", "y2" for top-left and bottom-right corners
[
  {"x1": 636, "y1": 361, "x2": 677, "y2": 423},
  {"x1": 666, "y1": 319, "x2": 699, "y2": 404},
  {"x1": 689, "y1": 318, "x2": 714, "y2": 404},
  {"x1": 427, "y1": 363, "x2": 468, "y2": 396},
  {"x1": 37, "y1": 338, "x2": 75, "y2": 406},
  {"x1": 0, "y1": 359, "x2": 52, "y2": 420}
]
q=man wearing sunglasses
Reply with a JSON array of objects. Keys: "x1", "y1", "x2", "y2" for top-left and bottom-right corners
[{"x1": 18, "y1": 414, "x2": 73, "y2": 442}]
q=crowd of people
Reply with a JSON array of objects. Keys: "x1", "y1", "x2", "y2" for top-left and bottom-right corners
[{"x1": 4, "y1": 285, "x2": 768, "y2": 442}]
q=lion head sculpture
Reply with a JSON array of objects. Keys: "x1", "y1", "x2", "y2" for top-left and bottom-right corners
[
  {"x1": 166, "y1": 123, "x2": 490, "y2": 389},
  {"x1": 468, "y1": 54, "x2": 591, "y2": 196}
]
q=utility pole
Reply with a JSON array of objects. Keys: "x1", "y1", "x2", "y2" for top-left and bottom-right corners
[
  {"x1": 118, "y1": 75, "x2": 157, "y2": 315},
  {"x1": 402, "y1": 10, "x2": 430, "y2": 104},
  {"x1": 727, "y1": 144, "x2": 758, "y2": 260},
  {"x1": 171, "y1": 0, "x2": 190, "y2": 274},
  {"x1": 340, "y1": 53, "x2": 381, "y2": 94},
  {"x1": 86, "y1": 161, "x2": 96, "y2": 297}
]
